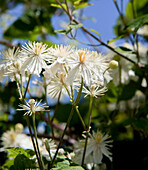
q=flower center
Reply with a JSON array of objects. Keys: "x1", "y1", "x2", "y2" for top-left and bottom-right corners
[
  {"x1": 95, "y1": 132, "x2": 102, "y2": 142},
  {"x1": 29, "y1": 99, "x2": 36, "y2": 114},
  {"x1": 59, "y1": 73, "x2": 65, "y2": 84},
  {"x1": 10, "y1": 133, "x2": 16, "y2": 142},
  {"x1": 35, "y1": 43, "x2": 42, "y2": 55},
  {"x1": 14, "y1": 61, "x2": 21, "y2": 72},
  {"x1": 79, "y1": 51, "x2": 86, "y2": 63}
]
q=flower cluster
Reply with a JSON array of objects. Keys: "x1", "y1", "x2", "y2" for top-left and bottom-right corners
[{"x1": 0, "y1": 42, "x2": 115, "y2": 99}]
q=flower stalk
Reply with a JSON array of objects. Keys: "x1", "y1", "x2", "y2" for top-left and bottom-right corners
[{"x1": 81, "y1": 95, "x2": 93, "y2": 167}]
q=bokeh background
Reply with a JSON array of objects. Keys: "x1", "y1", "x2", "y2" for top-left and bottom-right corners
[{"x1": 0, "y1": 0, "x2": 148, "y2": 169}]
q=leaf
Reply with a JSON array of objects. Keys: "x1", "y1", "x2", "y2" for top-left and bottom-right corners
[
  {"x1": 6, "y1": 147, "x2": 35, "y2": 159},
  {"x1": 115, "y1": 46, "x2": 134, "y2": 54},
  {"x1": 74, "y1": 2, "x2": 93, "y2": 9},
  {"x1": 107, "y1": 35, "x2": 124, "y2": 44},
  {"x1": 56, "y1": 160, "x2": 70, "y2": 168},
  {"x1": 126, "y1": 14, "x2": 148, "y2": 35},
  {"x1": 3, "y1": 159, "x2": 14, "y2": 168},
  {"x1": 50, "y1": 3, "x2": 67, "y2": 10},
  {"x1": 69, "y1": 23, "x2": 83, "y2": 29},
  {"x1": 12, "y1": 154, "x2": 36, "y2": 170},
  {"x1": 55, "y1": 28, "x2": 72, "y2": 35},
  {"x1": 126, "y1": 0, "x2": 148, "y2": 19},
  {"x1": 88, "y1": 28, "x2": 101, "y2": 37}
]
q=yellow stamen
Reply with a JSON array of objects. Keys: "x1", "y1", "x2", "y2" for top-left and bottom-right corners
[
  {"x1": 79, "y1": 51, "x2": 86, "y2": 63},
  {"x1": 35, "y1": 43, "x2": 42, "y2": 55},
  {"x1": 10, "y1": 133, "x2": 16, "y2": 142},
  {"x1": 95, "y1": 132, "x2": 102, "y2": 142},
  {"x1": 59, "y1": 73, "x2": 65, "y2": 84}
]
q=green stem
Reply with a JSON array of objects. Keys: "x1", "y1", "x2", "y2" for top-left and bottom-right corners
[
  {"x1": 81, "y1": 96, "x2": 93, "y2": 167},
  {"x1": 23, "y1": 74, "x2": 32, "y2": 100},
  {"x1": 26, "y1": 116, "x2": 41, "y2": 169},
  {"x1": 51, "y1": 78, "x2": 84, "y2": 168},
  {"x1": 20, "y1": 74, "x2": 24, "y2": 97},
  {"x1": 50, "y1": 106, "x2": 75, "y2": 168},
  {"x1": 32, "y1": 114, "x2": 44, "y2": 170},
  {"x1": 14, "y1": 74, "x2": 22, "y2": 99},
  {"x1": 75, "y1": 106, "x2": 86, "y2": 130}
]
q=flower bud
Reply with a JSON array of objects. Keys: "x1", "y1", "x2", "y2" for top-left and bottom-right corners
[
  {"x1": 109, "y1": 60, "x2": 118, "y2": 69},
  {"x1": 15, "y1": 123, "x2": 24, "y2": 133}
]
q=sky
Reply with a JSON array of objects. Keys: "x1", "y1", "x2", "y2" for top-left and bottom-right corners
[
  {"x1": 51, "y1": 0, "x2": 129, "y2": 50},
  {"x1": 0, "y1": 0, "x2": 130, "y2": 52}
]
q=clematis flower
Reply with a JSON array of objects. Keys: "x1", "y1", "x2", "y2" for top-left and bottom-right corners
[
  {"x1": 82, "y1": 84, "x2": 108, "y2": 98},
  {"x1": 73, "y1": 131, "x2": 112, "y2": 165},
  {"x1": 21, "y1": 42, "x2": 49, "y2": 76},
  {"x1": 17, "y1": 99, "x2": 49, "y2": 116},
  {"x1": 67, "y1": 49, "x2": 109, "y2": 86}
]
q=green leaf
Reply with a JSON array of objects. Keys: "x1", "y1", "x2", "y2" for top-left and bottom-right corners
[
  {"x1": 107, "y1": 35, "x2": 124, "y2": 44},
  {"x1": 69, "y1": 23, "x2": 83, "y2": 29},
  {"x1": 55, "y1": 28, "x2": 72, "y2": 35},
  {"x1": 88, "y1": 28, "x2": 101, "y2": 37},
  {"x1": 57, "y1": 160, "x2": 70, "y2": 168},
  {"x1": 126, "y1": 14, "x2": 148, "y2": 35},
  {"x1": 6, "y1": 147, "x2": 35, "y2": 159},
  {"x1": 115, "y1": 46, "x2": 134, "y2": 54},
  {"x1": 126, "y1": 0, "x2": 148, "y2": 19},
  {"x1": 50, "y1": 3, "x2": 67, "y2": 10},
  {"x1": 74, "y1": 2, "x2": 93, "y2": 9},
  {"x1": 3, "y1": 159, "x2": 14, "y2": 168},
  {"x1": 12, "y1": 154, "x2": 36, "y2": 170}
]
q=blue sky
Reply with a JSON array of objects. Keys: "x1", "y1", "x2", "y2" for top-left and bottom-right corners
[
  {"x1": 0, "y1": 0, "x2": 129, "y2": 51},
  {"x1": 51, "y1": 0, "x2": 129, "y2": 50}
]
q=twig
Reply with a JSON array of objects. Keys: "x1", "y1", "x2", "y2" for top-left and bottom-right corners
[
  {"x1": 0, "y1": 40, "x2": 21, "y2": 49},
  {"x1": 55, "y1": 0, "x2": 137, "y2": 65}
]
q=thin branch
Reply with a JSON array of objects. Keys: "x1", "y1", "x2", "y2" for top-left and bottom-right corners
[
  {"x1": 55, "y1": 0, "x2": 137, "y2": 65},
  {"x1": 0, "y1": 40, "x2": 21, "y2": 49}
]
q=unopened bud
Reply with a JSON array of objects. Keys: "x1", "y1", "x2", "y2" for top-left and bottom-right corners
[
  {"x1": 109, "y1": 60, "x2": 118, "y2": 69},
  {"x1": 15, "y1": 123, "x2": 24, "y2": 133}
]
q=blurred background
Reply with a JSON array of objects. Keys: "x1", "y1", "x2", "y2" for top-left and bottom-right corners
[{"x1": 0, "y1": 0, "x2": 148, "y2": 169}]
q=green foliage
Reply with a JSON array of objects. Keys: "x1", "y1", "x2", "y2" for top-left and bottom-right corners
[
  {"x1": 52, "y1": 160, "x2": 84, "y2": 170},
  {"x1": 125, "y1": 14, "x2": 148, "y2": 36},
  {"x1": 3, "y1": 147, "x2": 36, "y2": 169}
]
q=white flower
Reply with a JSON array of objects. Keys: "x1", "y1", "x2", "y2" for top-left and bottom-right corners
[
  {"x1": 0, "y1": 47, "x2": 20, "y2": 69},
  {"x1": 44, "y1": 45, "x2": 73, "y2": 78},
  {"x1": 17, "y1": 99, "x2": 49, "y2": 116},
  {"x1": 0, "y1": 127, "x2": 33, "y2": 150},
  {"x1": 73, "y1": 131, "x2": 112, "y2": 165},
  {"x1": 47, "y1": 72, "x2": 70, "y2": 99},
  {"x1": 67, "y1": 49, "x2": 109, "y2": 86},
  {"x1": 21, "y1": 42, "x2": 49, "y2": 76},
  {"x1": 40, "y1": 139, "x2": 65, "y2": 161},
  {"x1": 82, "y1": 84, "x2": 108, "y2": 98},
  {"x1": 0, "y1": 47, "x2": 23, "y2": 82},
  {"x1": 47, "y1": 44, "x2": 73, "y2": 64}
]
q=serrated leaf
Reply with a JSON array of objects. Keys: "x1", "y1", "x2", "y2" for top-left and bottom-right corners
[{"x1": 88, "y1": 28, "x2": 101, "y2": 36}]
